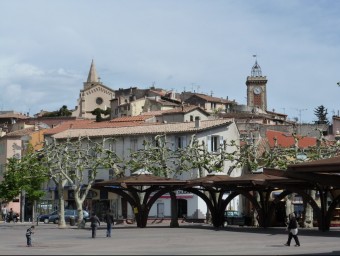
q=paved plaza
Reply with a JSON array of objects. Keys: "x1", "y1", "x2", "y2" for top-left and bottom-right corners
[{"x1": 0, "y1": 221, "x2": 339, "y2": 255}]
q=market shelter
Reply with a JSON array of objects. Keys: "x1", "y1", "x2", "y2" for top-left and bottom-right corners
[
  {"x1": 92, "y1": 170, "x2": 186, "y2": 228},
  {"x1": 93, "y1": 156, "x2": 340, "y2": 231},
  {"x1": 264, "y1": 156, "x2": 340, "y2": 231}
]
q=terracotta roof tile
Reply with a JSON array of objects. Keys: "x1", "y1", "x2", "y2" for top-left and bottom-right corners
[
  {"x1": 52, "y1": 119, "x2": 234, "y2": 139},
  {"x1": 266, "y1": 130, "x2": 316, "y2": 148},
  {"x1": 110, "y1": 116, "x2": 154, "y2": 122},
  {"x1": 190, "y1": 94, "x2": 235, "y2": 104},
  {"x1": 141, "y1": 105, "x2": 207, "y2": 116},
  {"x1": 0, "y1": 113, "x2": 29, "y2": 119},
  {"x1": 3, "y1": 127, "x2": 36, "y2": 137}
]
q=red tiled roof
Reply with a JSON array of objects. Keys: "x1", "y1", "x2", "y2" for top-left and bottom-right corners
[
  {"x1": 0, "y1": 113, "x2": 29, "y2": 119},
  {"x1": 141, "y1": 105, "x2": 207, "y2": 116},
  {"x1": 43, "y1": 120, "x2": 95, "y2": 135},
  {"x1": 266, "y1": 130, "x2": 317, "y2": 148},
  {"x1": 17, "y1": 117, "x2": 76, "y2": 127},
  {"x1": 110, "y1": 116, "x2": 154, "y2": 122},
  {"x1": 3, "y1": 127, "x2": 36, "y2": 137},
  {"x1": 52, "y1": 119, "x2": 234, "y2": 139},
  {"x1": 190, "y1": 94, "x2": 235, "y2": 104},
  {"x1": 147, "y1": 98, "x2": 179, "y2": 106},
  {"x1": 44, "y1": 119, "x2": 161, "y2": 135}
]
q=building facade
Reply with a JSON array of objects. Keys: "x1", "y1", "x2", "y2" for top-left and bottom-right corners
[
  {"x1": 49, "y1": 119, "x2": 242, "y2": 221},
  {"x1": 72, "y1": 60, "x2": 115, "y2": 119}
]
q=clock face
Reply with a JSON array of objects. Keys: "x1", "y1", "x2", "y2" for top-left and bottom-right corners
[{"x1": 253, "y1": 87, "x2": 262, "y2": 95}]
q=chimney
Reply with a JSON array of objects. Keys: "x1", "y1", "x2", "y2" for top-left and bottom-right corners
[{"x1": 195, "y1": 119, "x2": 201, "y2": 128}]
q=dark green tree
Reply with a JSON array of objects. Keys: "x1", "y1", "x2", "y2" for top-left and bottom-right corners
[
  {"x1": 314, "y1": 105, "x2": 329, "y2": 124},
  {"x1": 91, "y1": 107, "x2": 111, "y2": 122},
  {"x1": 42, "y1": 105, "x2": 72, "y2": 117},
  {"x1": 0, "y1": 144, "x2": 48, "y2": 221}
]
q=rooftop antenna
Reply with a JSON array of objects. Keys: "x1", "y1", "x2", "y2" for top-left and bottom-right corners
[
  {"x1": 191, "y1": 83, "x2": 195, "y2": 92},
  {"x1": 196, "y1": 85, "x2": 200, "y2": 93}
]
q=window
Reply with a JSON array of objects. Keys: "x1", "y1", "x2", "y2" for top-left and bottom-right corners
[
  {"x1": 176, "y1": 136, "x2": 187, "y2": 149},
  {"x1": 207, "y1": 135, "x2": 223, "y2": 152},
  {"x1": 130, "y1": 138, "x2": 138, "y2": 152},
  {"x1": 96, "y1": 97, "x2": 103, "y2": 105},
  {"x1": 0, "y1": 143, "x2": 4, "y2": 156},
  {"x1": 109, "y1": 169, "x2": 114, "y2": 180},
  {"x1": 190, "y1": 115, "x2": 194, "y2": 121}
]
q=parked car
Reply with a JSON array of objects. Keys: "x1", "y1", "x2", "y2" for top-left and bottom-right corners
[
  {"x1": 47, "y1": 210, "x2": 90, "y2": 224},
  {"x1": 223, "y1": 210, "x2": 246, "y2": 227},
  {"x1": 38, "y1": 210, "x2": 58, "y2": 223}
]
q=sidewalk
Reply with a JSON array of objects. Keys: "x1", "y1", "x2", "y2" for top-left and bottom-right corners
[{"x1": 1, "y1": 221, "x2": 339, "y2": 255}]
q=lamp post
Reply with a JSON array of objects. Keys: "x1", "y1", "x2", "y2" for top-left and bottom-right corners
[
  {"x1": 20, "y1": 135, "x2": 31, "y2": 223},
  {"x1": 296, "y1": 108, "x2": 307, "y2": 134}
]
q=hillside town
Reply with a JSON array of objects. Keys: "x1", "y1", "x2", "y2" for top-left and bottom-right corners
[{"x1": 0, "y1": 59, "x2": 339, "y2": 231}]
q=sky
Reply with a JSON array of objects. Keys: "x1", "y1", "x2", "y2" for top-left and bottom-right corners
[{"x1": 0, "y1": 0, "x2": 339, "y2": 123}]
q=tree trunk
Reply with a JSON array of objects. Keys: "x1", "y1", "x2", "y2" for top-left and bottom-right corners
[
  {"x1": 32, "y1": 200, "x2": 36, "y2": 224},
  {"x1": 170, "y1": 191, "x2": 179, "y2": 227},
  {"x1": 304, "y1": 190, "x2": 315, "y2": 228},
  {"x1": 74, "y1": 191, "x2": 85, "y2": 228},
  {"x1": 58, "y1": 182, "x2": 67, "y2": 228}
]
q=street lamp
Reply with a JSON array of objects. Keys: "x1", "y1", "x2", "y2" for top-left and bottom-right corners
[{"x1": 20, "y1": 135, "x2": 32, "y2": 223}]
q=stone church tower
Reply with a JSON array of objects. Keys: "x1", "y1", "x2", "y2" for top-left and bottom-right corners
[
  {"x1": 246, "y1": 60, "x2": 267, "y2": 112},
  {"x1": 72, "y1": 60, "x2": 115, "y2": 119}
]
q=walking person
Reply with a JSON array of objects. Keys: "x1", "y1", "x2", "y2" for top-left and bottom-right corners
[
  {"x1": 104, "y1": 209, "x2": 114, "y2": 237},
  {"x1": 26, "y1": 225, "x2": 35, "y2": 247},
  {"x1": 1, "y1": 205, "x2": 8, "y2": 222},
  {"x1": 284, "y1": 213, "x2": 300, "y2": 247},
  {"x1": 8, "y1": 208, "x2": 14, "y2": 223},
  {"x1": 90, "y1": 212, "x2": 100, "y2": 238}
]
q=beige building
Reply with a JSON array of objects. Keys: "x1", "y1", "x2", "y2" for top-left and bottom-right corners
[
  {"x1": 72, "y1": 60, "x2": 115, "y2": 119},
  {"x1": 51, "y1": 119, "x2": 242, "y2": 220}
]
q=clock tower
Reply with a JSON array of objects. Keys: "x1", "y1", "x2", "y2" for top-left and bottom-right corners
[{"x1": 246, "y1": 60, "x2": 267, "y2": 112}]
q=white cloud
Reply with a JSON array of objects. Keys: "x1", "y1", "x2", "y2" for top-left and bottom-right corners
[{"x1": 0, "y1": 0, "x2": 339, "y2": 122}]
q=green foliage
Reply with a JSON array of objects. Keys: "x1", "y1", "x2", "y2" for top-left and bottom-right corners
[
  {"x1": 0, "y1": 145, "x2": 48, "y2": 203},
  {"x1": 91, "y1": 107, "x2": 111, "y2": 122},
  {"x1": 314, "y1": 105, "x2": 329, "y2": 124},
  {"x1": 232, "y1": 131, "x2": 340, "y2": 173},
  {"x1": 40, "y1": 136, "x2": 122, "y2": 226},
  {"x1": 42, "y1": 105, "x2": 72, "y2": 117},
  {"x1": 125, "y1": 135, "x2": 177, "y2": 177},
  {"x1": 125, "y1": 134, "x2": 241, "y2": 177}
]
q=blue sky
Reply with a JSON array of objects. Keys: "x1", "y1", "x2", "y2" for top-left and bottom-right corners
[{"x1": 0, "y1": 0, "x2": 339, "y2": 123}]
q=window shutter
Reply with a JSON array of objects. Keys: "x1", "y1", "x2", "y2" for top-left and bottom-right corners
[
  {"x1": 182, "y1": 136, "x2": 187, "y2": 148},
  {"x1": 207, "y1": 136, "x2": 212, "y2": 152}
]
